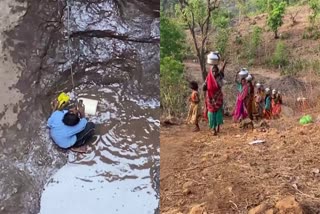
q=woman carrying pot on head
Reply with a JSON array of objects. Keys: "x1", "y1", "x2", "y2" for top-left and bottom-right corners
[
  {"x1": 264, "y1": 88, "x2": 272, "y2": 119},
  {"x1": 271, "y1": 89, "x2": 282, "y2": 119},
  {"x1": 232, "y1": 69, "x2": 249, "y2": 122},
  {"x1": 203, "y1": 52, "x2": 227, "y2": 135},
  {"x1": 246, "y1": 74, "x2": 255, "y2": 120}
]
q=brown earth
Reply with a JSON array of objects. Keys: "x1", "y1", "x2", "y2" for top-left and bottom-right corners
[{"x1": 160, "y1": 114, "x2": 320, "y2": 213}]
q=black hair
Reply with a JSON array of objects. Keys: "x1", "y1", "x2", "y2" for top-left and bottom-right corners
[
  {"x1": 212, "y1": 65, "x2": 219, "y2": 73},
  {"x1": 62, "y1": 112, "x2": 80, "y2": 126},
  {"x1": 189, "y1": 81, "x2": 198, "y2": 91}
]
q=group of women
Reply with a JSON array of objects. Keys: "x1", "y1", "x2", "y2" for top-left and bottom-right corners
[
  {"x1": 186, "y1": 60, "x2": 283, "y2": 136},
  {"x1": 232, "y1": 69, "x2": 282, "y2": 122}
]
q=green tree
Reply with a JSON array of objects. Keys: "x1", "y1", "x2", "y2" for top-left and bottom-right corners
[
  {"x1": 211, "y1": 8, "x2": 231, "y2": 29},
  {"x1": 267, "y1": 1, "x2": 286, "y2": 39},
  {"x1": 160, "y1": 16, "x2": 186, "y2": 60},
  {"x1": 215, "y1": 29, "x2": 230, "y2": 57},
  {"x1": 175, "y1": 0, "x2": 220, "y2": 81},
  {"x1": 160, "y1": 15, "x2": 187, "y2": 116}
]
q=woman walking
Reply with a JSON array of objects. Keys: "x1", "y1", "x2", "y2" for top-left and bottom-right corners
[
  {"x1": 233, "y1": 70, "x2": 249, "y2": 122},
  {"x1": 246, "y1": 74, "x2": 254, "y2": 120},
  {"x1": 203, "y1": 65, "x2": 224, "y2": 135}
]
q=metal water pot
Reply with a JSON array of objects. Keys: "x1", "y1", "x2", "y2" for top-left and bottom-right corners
[
  {"x1": 207, "y1": 51, "x2": 219, "y2": 65},
  {"x1": 238, "y1": 68, "x2": 249, "y2": 79}
]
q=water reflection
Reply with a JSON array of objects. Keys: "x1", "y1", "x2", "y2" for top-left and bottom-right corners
[{"x1": 40, "y1": 84, "x2": 159, "y2": 213}]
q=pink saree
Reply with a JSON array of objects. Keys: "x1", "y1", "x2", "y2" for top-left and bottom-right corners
[{"x1": 232, "y1": 83, "x2": 249, "y2": 121}]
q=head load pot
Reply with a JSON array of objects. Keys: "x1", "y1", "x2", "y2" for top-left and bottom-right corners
[
  {"x1": 207, "y1": 51, "x2": 220, "y2": 65},
  {"x1": 238, "y1": 68, "x2": 249, "y2": 79}
]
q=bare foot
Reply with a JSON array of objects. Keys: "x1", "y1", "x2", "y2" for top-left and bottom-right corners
[{"x1": 71, "y1": 145, "x2": 87, "y2": 153}]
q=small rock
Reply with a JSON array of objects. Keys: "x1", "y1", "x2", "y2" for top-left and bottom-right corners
[
  {"x1": 183, "y1": 188, "x2": 191, "y2": 195},
  {"x1": 183, "y1": 181, "x2": 193, "y2": 195},
  {"x1": 265, "y1": 209, "x2": 274, "y2": 214},
  {"x1": 37, "y1": 160, "x2": 44, "y2": 166},
  {"x1": 275, "y1": 196, "x2": 303, "y2": 214},
  {"x1": 311, "y1": 168, "x2": 320, "y2": 174},
  {"x1": 0, "y1": 138, "x2": 6, "y2": 144},
  {"x1": 248, "y1": 203, "x2": 267, "y2": 214},
  {"x1": 16, "y1": 123, "x2": 22, "y2": 130},
  {"x1": 189, "y1": 203, "x2": 207, "y2": 214},
  {"x1": 183, "y1": 181, "x2": 193, "y2": 190}
]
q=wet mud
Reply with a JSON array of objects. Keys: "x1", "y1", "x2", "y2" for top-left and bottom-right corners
[{"x1": 0, "y1": 0, "x2": 159, "y2": 213}]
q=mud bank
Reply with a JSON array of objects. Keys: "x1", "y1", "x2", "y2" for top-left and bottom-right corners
[{"x1": 0, "y1": 0, "x2": 159, "y2": 213}]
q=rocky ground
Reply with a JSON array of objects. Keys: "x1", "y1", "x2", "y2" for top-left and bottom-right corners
[
  {"x1": 0, "y1": 0, "x2": 159, "y2": 213},
  {"x1": 160, "y1": 114, "x2": 320, "y2": 214}
]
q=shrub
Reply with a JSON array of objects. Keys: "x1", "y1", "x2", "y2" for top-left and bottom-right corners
[
  {"x1": 241, "y1": 26, "x2": 263, "y2": 63},
  {"x1": 271, "y1": 41, "x2": 288, "y2": 68},
  {"x1": 160, "y1": 57, "x2": 188, "y2": 116},
  {"x1": 215, "y1": 29, "x2": 230, "y2": 57}
]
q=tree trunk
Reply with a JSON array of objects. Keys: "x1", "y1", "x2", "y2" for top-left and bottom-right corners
[
  {"x1": 199, "y1": 54, "x2": 207, "y2": 81},
  {"x1": 274, "y1": 30, "x2": 278, "y2": 39}
]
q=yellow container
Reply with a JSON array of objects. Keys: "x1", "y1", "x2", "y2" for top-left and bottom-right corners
[{"x1": 57, "y1": 92, "x2": 70, "y2": 110}]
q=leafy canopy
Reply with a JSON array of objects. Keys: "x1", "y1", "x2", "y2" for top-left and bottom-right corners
[
  {"x1": 267, "y1": 1, "x2": 286, "y2": 37},
  {"x1": 160, "y1": 16, "x2": 186, "y2": 60}
]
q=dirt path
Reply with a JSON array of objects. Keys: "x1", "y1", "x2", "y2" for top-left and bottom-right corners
[{"x1": 160, "y1": 116, "x2": 320, "y2": 213}]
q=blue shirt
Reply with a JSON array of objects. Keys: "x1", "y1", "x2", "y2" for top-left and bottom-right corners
[{"x1": 47, "y1": 110, "x2": 88, "y2": 148}]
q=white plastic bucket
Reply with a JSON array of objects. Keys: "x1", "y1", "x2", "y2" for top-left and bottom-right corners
[{"x1": 78, "y1": 98, "x2": 98, "y2": 115}]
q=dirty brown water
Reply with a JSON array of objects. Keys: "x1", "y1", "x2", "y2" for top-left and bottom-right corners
[
  {"x1": 40, "y1": 85, "x2": 160, "y2": 213},
  {"x1": 0, "y1": 0, "x2": 159, "y2": 213}
]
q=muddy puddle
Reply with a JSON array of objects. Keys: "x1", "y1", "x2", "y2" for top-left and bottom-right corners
[
  {"x1": 0, "y1": 0, "x2": 159, "y2": 213},
  {"x1": 40, "y1": 85, "x2": 159, "y2": 213}
]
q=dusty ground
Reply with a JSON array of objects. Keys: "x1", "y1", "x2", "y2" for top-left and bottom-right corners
[{"x1": 160, "y1": 114, "x2": 320, "y2": 213}]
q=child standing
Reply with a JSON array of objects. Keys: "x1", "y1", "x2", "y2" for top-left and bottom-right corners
[
  {"x1": 186, "y1": 81, "x2": 200, "y2": 132},
  {"x1": 254, "y1": 83, "x2": 263, "y2": 119},
  {"x1": 264, "y1": 88, "x2": 272, "y2": 119}
]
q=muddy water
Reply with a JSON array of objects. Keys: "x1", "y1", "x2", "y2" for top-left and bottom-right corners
[
  {"x1": 40, "y1": 85, "x2": 160, "y2": 213},
  {"x1": 0, "y1": 0, "x2": 159, "y2": 213}
]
